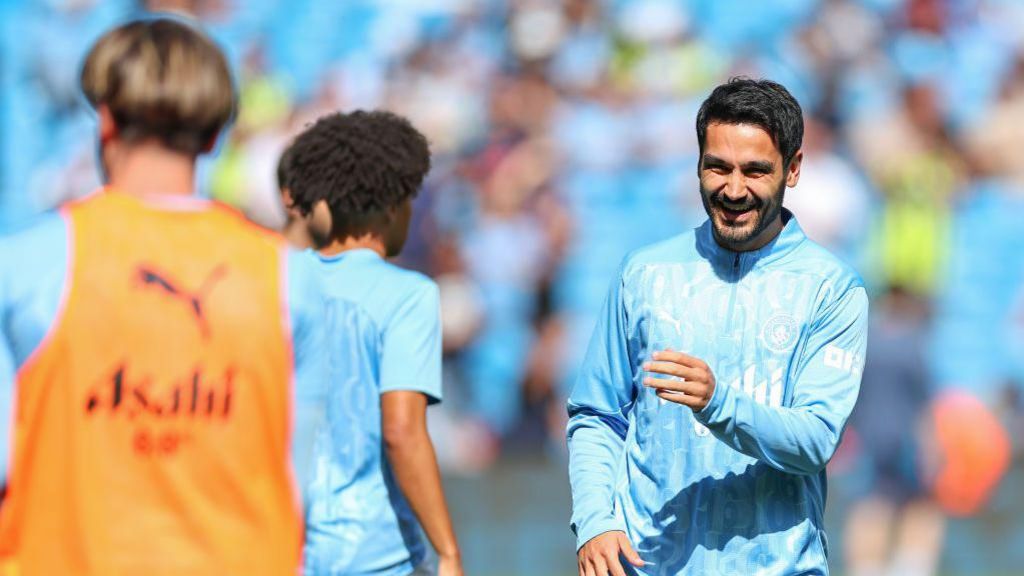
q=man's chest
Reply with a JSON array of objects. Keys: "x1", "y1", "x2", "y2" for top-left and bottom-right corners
[{"x1": 625, "y1": 263, "x2": 822, "y2": 437}]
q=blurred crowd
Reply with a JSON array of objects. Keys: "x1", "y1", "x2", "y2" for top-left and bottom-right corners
[{"x1": 3, "y1": 0, "x2": 1024, "y2": 572}]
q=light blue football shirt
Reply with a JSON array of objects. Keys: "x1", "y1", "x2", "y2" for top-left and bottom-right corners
[
  {"x1": 568, "y1": 211, "x2": 868, "y2": 575},
  {"x1": 304, "y1": 248, "x2": 443, "y2": 576}
]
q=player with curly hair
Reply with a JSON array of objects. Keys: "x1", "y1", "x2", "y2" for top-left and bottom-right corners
[{"x1": 288, "y1": 110, "x2": 462, "y2": 576}]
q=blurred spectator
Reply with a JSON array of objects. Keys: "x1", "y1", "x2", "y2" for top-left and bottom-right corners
[
  {"x1": 849, "y1": 82, "x2": 963, "y2": 296},
  {"x1": 843, "y1": 285, "x2": 943, "y2": 576},
  {"x1": 783, "y1": 116, "x2": 871, "y2": 261}
]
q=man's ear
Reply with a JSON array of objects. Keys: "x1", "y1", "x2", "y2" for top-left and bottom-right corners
[
  {"x1": 785, "y1": 149, "x2": 803, "y2": 188},
  {"x1": 281, "y1": 187, "x2": 295, "y2": 209},
  {"x1": 201, "y1": 133, "x2": 220, "y2": 154},
  {"x1": 97, "y1": 105, "x2": 118, "y2": 145}
]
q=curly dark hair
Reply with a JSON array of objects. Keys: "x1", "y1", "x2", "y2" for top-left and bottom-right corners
[
  {"x1": 287, "y1": 110, "x2": 431, "y2": 238},
  {"x1": 276, "y1": 140, "x2": 295, "y2": 191}
]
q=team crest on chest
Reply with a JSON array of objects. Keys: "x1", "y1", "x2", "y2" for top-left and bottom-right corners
[{"x1": 761, "y1": 313, "x2": 799, "y2": 353}]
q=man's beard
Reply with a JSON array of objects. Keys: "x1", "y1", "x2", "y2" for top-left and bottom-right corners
[{"x1": 700, "y1": 179, "x2": 785, "y2": 250}]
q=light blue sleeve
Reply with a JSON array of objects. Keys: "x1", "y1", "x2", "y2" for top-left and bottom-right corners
[
  {"x1": 695, "y1": 285, "x2": 869, "y2": 475},
  {"x1": 286, "y1": 249, "x2": 329, "y2": 510},
  {"x1": 0, "y1": 256, "x2": 11, "y2": 487},
  {"x1": 378, "y1": 278, "x2": 442, "y2": 403},
  {"x1": 566, "y1": 262, "x2": 637, "y2": 550},
  {"x1": 0, "y1": 214, "x2": 69, "y2": 488}
]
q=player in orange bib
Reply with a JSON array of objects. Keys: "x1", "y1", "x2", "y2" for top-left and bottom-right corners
[{"x1": 0, "y1": 16, "x2": 328, "y2": 575}]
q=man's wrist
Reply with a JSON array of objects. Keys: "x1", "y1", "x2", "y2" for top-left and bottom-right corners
[
  {"x1": 694, "y1": 376, "x2": 727, "y2": 422},
  {"x1": 575, "y1": 517, "x2": 625, "y2": 552},
  {"x1": 437, "y1": 544, "x2": 461, "y2": 559}
]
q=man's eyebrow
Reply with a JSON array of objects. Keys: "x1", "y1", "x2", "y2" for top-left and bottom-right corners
[
  {"x1": 702, "y1": 154, "x2": 730, "y2": 166},
  {"x1": 741, "y1": 160, "x2": 774, "y2": 172}
]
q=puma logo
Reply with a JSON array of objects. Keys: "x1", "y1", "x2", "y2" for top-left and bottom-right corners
[{"x1": 137, "y1": 264, "x2": 227, "y2": 338}]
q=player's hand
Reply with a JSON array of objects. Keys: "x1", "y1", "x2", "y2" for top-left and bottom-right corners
[
  {"x1": 643, "y1": 350, "x2": 716, "y2": 412},
  {"x1": 577, "y1": 530, "x2": 644, "y2": 576},
  {"x1": 437, "y1": 551, "x2": 463, "y2": 576}
]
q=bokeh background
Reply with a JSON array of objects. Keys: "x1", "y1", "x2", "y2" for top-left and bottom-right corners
[{"x1": 3, "y1": 0, "x2": 1024, "y2": 574}]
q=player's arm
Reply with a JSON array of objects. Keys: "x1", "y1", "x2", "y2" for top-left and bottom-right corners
[
  {"x1": 286, "y1": 250, "x2": 329, "y2": 511},
  {"x1": 381, "y1": 391, "x2": 460, "y2": 573},
  {"x1": 568, "y1": 264, "x2": 644, "y2": 576},
  {"x1": 379, "y1": 281, "x2": 461, "y2": 575},
  {"x1": 645, "y1": 285, "x2": 869, "y2": 475}
]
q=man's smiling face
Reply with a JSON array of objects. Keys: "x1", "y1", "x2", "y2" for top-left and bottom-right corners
[{"x1": 699, "y1": 121, "x2": 802, "y2": 252}]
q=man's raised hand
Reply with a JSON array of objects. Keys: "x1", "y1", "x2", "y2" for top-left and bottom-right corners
[{"x1": 642, "y1": 350, "x2": 716, "y2": 412}]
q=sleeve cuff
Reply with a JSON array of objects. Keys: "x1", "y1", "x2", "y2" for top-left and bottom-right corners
[
  {"x1": 379, "y1": 386, "x2": 443, "y2": 405},
  {"x1": 694, "y1": 377, "x2": 729, "y2": 424},
  {"x1": 574, "y1": 517, "x2": 626, "y2": 552}
]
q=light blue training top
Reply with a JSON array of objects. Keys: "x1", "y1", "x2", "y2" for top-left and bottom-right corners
[
  {"x1": 304, "y1": 248, "x2": 443, "y2": 576},
  {"x1": 568, "y1": 211, "x2": 869, "y2": 575}
]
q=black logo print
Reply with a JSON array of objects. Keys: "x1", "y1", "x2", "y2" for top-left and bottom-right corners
[
  {"x1": 85, "y1": 363, "x2": 234, "y2": 420},
  {"x1": 83, "y1": 363, "x2": 236, "y2": 456},
  {"x1": 137, "y1": 264, "x2": 227, "y2": 338}
]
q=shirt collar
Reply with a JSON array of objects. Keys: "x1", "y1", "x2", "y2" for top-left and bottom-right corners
[
  {"x1": 314, "y1": 247, "x2": 384, "y2": 264},
  {"x1": 696, "y1": 208, "x2": 806, "y2": 274},
  {"x1": 100, "y1": 186, "x2": 213, "y2": 212}
]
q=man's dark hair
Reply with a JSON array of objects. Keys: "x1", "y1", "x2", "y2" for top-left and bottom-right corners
[
  {"x1": 696, "y1": 77, "x2": 804, "y2": 165},
  {"x1": 276, "y1": 141, "x2": 294, "y2": 191},
  {"x1": 287, "y1": 110, "x2": 431, "y2": 238}
]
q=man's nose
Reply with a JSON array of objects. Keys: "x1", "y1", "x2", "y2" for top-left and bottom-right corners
[{"x1": 721, "y1": 172, "x2": 747, "y2": 201}]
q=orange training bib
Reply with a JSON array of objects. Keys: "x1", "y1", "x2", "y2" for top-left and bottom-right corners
[{"x1": 0, "y1": 191, "x2": 302, "y2": 575}]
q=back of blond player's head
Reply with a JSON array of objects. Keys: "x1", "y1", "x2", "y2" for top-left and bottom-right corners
[{"x1": 80, "y1": 16, "x2": 237, "y2": 156}]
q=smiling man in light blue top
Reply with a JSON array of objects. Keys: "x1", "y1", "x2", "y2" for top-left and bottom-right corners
[
  {"x1": 286, "y1": 110, "x2": 461, "y2": 576},
  {"x1": 568, "y1": 78, "x2": 869, "y2": 576}
]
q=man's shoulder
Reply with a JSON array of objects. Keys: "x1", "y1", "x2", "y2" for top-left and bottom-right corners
[
  {"x1": 0, "y1": 211, "x2": 68, "y2": 278},
  {"x1": 787, "y1": 237, "x2": 868, "y2": 321},
  {"x1": 378, "y1": 264, "x2": 439, "y2": 330},
  {"x1": 790, "y1": 236, "x2": 864, "y2": 292},
  {"x1": 337, "y1": 257, "x2": 438, "y2": 327},
  {"x1": 1, "y1": 211, "x2": 67, "y2": 248},
  {"x1": 375, "y1": 260, "x2": 438, "y2": 297},
  {"x1": 342, "y1": 257, "x2": 438, "y2": 310},
  {"x1": 620, "y1": 230, "x2": 700, "y2": 278},
  {"x1": 0, "y1": 213, "x2": 69, "y2": 362}
]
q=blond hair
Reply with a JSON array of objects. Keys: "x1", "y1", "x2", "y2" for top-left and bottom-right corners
[{"x1": 80, "y1": 17, "x2": 237, "y2": 156}]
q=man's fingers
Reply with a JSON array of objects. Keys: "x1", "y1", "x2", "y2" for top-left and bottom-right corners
[
  {"x1": 642, "y1": 361, "x2": 703, "y2": 381},
  {"x1": 643, "y1": 376, "x2": 703, "y2": 395},
  {"x1": 656, "y1": 387, "x2": 704, "y2": 408},
  {"x1": 652, "y1": 349, "x2": 707, "y2": 368},
  {"x1": 617, "y1": 534, "x2": 646, "y2": 568},
  {"x1": 580, "y1": 555, "x2": 596, "y2": 576},
  {"x1": 579, "y1": 532, "x2": 639, "y2": 576},
  {"x1": 606, "y1": 554, "x2": 628, "y2": 576}
]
